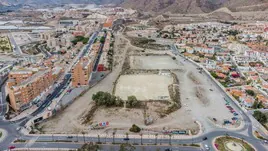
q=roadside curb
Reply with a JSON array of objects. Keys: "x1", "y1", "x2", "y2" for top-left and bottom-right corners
[{"x1": 0, "y1": 128, "x2": 7, "y2": 143}]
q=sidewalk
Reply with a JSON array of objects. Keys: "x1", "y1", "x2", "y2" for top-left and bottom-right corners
[{"x1": 9, "y1": 106, "x2": 38, "y2": 121}]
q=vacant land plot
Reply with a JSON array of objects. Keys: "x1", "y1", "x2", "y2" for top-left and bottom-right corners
[
  {"x1": 130, "y1": 55, "x2": 179, "y2": 70},
  {"x1": 115, "y1": 74, "x2": 172, "y2": 100},
  {"x1": 12, "y1": 32, "x2": 33, "y2": 46}
]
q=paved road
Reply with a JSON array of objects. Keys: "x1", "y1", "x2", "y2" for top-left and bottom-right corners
[
  {"x1": 8, "y1": 32, "x2": 23, "y2": 55},
  {"x1": 0, "y1": 75, "x2": 8, "y2": 117},
  {"x1": 9, "y1": 143, "x2": 201, "y2": 151}
]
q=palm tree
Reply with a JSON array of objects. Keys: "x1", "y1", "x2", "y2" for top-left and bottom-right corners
[
  {"x1": 112, "y1": 132, "x2": 115, "y2": 144},
  {"x1": 169, "y1": 134, "x2": 172, "y2": 145},
  {"x1": 140, "y1": 133, "x2": 143, "y2": 145},
  {"x1": 82, "y1": 131, "x2": 85, "y2": 143},
  {"x1": 98, "y1": 134, "x2": 100, "y2": 143},
  {"x1": 155, "y1": 134, "x2": 158, "y2": 145},
  {"x1": 125, "y1": 132, "x2": 129, "y2": 143}
]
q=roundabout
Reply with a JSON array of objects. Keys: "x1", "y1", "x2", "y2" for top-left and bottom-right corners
[
  {"x1": 225, "y1": 141, "x2": 244, "y2": 151},
  {"x1": 214, "y1": 136, "x2": 255, "y2": 151}
]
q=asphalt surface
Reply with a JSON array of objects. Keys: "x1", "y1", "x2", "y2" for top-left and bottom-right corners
[
  {"x1": 10, "y1": 143, "x2": 201, "y2": 151},
  {"x1": 0, "y1": 75, "x2": 8, "y2": 116},
  {"x1": 8, "y1": 33, "x2": 23, "y2": 55}
]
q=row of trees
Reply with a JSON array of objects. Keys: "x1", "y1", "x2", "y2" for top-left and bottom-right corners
[
  {"x1": 92, "y1": 92, "x2": 141, "y2": 108},
  {"x1": 92, "y1": 91, "x2": 123, "y2": 107},
  {"x1": 72, "y1": 36, "x2": 89, "y2": 45},
  {"x1": 78, "y1": 142, "x2": 136, "y2": 151}
]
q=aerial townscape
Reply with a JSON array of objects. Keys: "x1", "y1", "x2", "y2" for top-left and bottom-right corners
[{"x1": 0, "y1": 0, "x2": 268, "y2": 151}]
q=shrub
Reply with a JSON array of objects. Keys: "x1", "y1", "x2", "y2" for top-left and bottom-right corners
[
  {"x1": 245, "y1": 89, "x2": 255, "y2": 96},
  {"x1": 126, "y1": 96, "x2": 140, "y2": 108},
  {"x1": 129, "y1": 124, "x2": 141, "y2": 133}
]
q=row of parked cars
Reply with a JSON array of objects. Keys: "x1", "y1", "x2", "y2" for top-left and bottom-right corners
[{"x1": 224, "y1": 101, "x2": 239, "y2": 125}]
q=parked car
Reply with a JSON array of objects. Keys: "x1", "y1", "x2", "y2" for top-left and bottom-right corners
[
  {"x1": 123, "y1": 138, "x2": 130, "y2": 141},
  {"x1": 232, "y1": 117, "x2": 238, "y2": 120},
  {"x1": 234, "y1": 113, "x2": 239, "y2": 116},
  {"x1": 67, "y1": 136, "x2": 73, "y2": 139},
  {"x1": 9, "y1": 146, "x2": 16, "y2": 149},
  {"x1": 213, "y1": 118, "x2": 217, "y2": 122},
  {"x1": 204, "y1": 144, "x2": 210, "y2": 150},
  {"x1": 203, "y1": 137, "x2": 208, "y2": 140}
]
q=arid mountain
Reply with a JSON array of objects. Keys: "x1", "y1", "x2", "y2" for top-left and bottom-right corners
[
  {"x1": 1, "y1": 0, "x2": 268, "y2": 13},
  {"x1": 120, "y1": 0, "x2": 268, "y2": 13},
  {"x1": 0, "y1": 0, "x2": 123, "y2": 5}
]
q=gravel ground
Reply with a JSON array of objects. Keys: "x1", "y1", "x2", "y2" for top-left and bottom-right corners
[
  {"x1": 115, "y1": 74, "x2": 172, "y2": 100},
  {"x1": 130, "y1": 55, "x2": 179, "y2": 70}
]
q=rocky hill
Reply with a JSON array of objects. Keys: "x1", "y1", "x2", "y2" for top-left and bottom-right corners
[
  {"x1": 120, "y1": 0, "x2": 268, "y2": 13},
  {"x1": 1, "y1": 0, "x2": 268, "y2": 14}
]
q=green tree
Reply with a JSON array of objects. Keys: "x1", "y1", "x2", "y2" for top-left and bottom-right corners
[
  {"x1": 210, "y1": 72, "x2": 218, "y2": 79},
  {"x1": 257, "y1": 35, "x2": 263, "y2": 43},
  {"x1": 78, "y1": 142, "x2": 100, "y2": 151},
  {"x1": 257, "y1": 101, "x2": 264, "y2": 109},
  {"x1": 119, "y1": 143, "x2": 135, "y2": 151},
  {"x1": 129, "y1": 124, "x2": 141, "y2": 133},
  {"x1": 126, "y1": 96, "x2": 139, "y2": 108},
  {"x1": 253, "y1": 111, "x2": 267, "y2": 124},
  {"x1": 100, "y1": 36, "x2": 106, "y2": 44},
  {"x1": 245, "y1": 90, "x2": 255, "y2": 96},
  {"x1": 252, "y1": 101, "x2": 258, "y2": 109}
]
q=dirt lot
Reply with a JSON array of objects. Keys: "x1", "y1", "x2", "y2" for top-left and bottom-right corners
[
  {"x1": 39, "y1": 30, "x2": 240, "y2": 135},
  {"x1": 115, "y1": 74, "x2": 172, "y2": 100},
  {"x1": 130, "y1": 55, "x2": 179, "y2": 70}
]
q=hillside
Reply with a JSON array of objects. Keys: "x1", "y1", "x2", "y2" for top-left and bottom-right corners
[
  {"x1": 1, "y1": 0, "x2": 268, "y2": 14},
  {"x1": 120, "y1": 0, "x2": 268, "y2": 14},
  {"x1": 0, "y1": 0, "x2": 123, "y2": 6}
]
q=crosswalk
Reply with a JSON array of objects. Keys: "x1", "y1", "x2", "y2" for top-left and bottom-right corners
[{"x1": 25, "y1": 136, "x2": 39, "y2": 148}]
